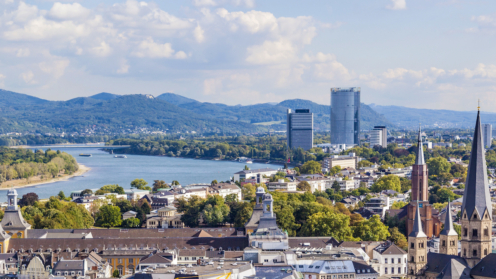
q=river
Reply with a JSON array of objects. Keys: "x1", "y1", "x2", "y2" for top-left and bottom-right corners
[{"x1": 0, "y1": 145, "x2": 281, "y2": 202}]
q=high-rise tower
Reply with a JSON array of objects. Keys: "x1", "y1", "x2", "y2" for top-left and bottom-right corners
[
  {"x1": 330, "y1": 87, "x2": 360, "y2": 145},
  {"x1": 461, "y1": 110, "x2": 492, "y2": 267},
  {"x1": 407, "y1": 204, "x2": 427, "y2": 278},
  {"x1": 411, "y1": 127, "x2": 428, "y2": 202},
  {"x1": 439, "y1": 202, "x2": 458, "y2": 255},
  {"x1": 287, "y1": 109, "x2": 314, "y2": 150}
]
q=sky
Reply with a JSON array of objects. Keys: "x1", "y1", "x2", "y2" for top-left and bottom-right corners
[{"x1": 1, "y1": 0, "x2": 496, "y2": 111}]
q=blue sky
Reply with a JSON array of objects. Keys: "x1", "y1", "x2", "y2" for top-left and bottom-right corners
[{"x1": 1, "y1": 0, "x2": 496, "y2": 111}]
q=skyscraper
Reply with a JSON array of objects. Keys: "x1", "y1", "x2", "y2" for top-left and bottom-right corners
[
  {"x1": 482, "y1": 123, "x2": 492, "y2": 148},
  {"x1": 330, "y1": 87, "x2": 360, "y2": 145},
  {"x1": 287, "y1": 109, "x2": 313, "y2": 150}
]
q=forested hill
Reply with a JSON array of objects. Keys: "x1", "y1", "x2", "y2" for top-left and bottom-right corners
[{"x1": 0, "y1": 91, "x2": 391, "y2": 134}]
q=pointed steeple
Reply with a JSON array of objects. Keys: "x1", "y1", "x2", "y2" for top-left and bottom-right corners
[
  {"x1": 415, "y1": 126, "x2": 425, "y2": 165},
  {"x1": 461, "y1": 110, "x2": 492, "y2": 220},
  {"x1": 409, "y1": 203, "x2": 427, "y2": 238},
  {"x1": 440, "y1": 202, "x2": 457, "y2": 236}
]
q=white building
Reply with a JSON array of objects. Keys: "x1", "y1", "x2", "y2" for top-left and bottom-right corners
[
  {"x1": 364, "y1": 196, "x2": 390, "y2": 219},
  {"x1": 267, "y1": 180, "x2": 297, "y2": 192},
  {"x1": 233, "y1": 168, "x2": 279, "y2": 183},
  {"x1": 371, "y1": 243, "x2": 407, "y2": 278},
  {"x1": 483, "y1": 123, "x2": 493, "y2": 148},
  {"x1": 207, "y1": 183, "x2": 242, "y2": 201},
  {"x1": 125, "y1": 189, "x2": 150, "y2": 201}
]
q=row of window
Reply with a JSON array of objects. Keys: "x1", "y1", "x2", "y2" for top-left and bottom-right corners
[
  {"x1": 462, "y1": 248, "x2": 488, "y2": 257},
  {"x1": 384, "y1": 267, "x2": 406, "y2": 274},
  {"x1": 462, "y1": 228, "x2": 489, "y2": 238},
  {"x1": 383, "y1": 258, "x2": 406, "y2": 264}
]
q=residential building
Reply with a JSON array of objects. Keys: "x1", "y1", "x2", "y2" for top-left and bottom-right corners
[
  {"x1": 287, "y1": 108, "x2": 314, "y2": 150},
  {"x1": 233, "y1": 168, "x2": 279, "y2": 183},
  {"x1": 331, "y1": 87, "x2": 360, "y2": 145},
  {"x1": 334, "y1": 177, "x2": 356, "y2": 192},
  {"x1": 295, "y1": 260, "x2": 358, "y2": 279},
  {"x1": 482, "y1": 123, "x2": 492, "y2": 148},
  {"x1": 297, "y1": 176, "x2": 332, "y2": 192},
  {"x1": 323, "y1": 153, "x2": 358, "y2": 170},
  {"x1": 125, "y1": 189, "x2": 150, "y2": 201},
  {"x1": 20, "y1": 254, "x2": 50, "y2": 279},
  {"x1": 266, "y1": 180, "x2": 297, "y2": 192},
  {"x1": 364, "y1": 196, "x2": 390, "y2": 219},
  {"x1": 207, "y1": 183, "x2": 242, "y2": 201},
  {"x1": 123, "y1": 210, "x2": 137, "y2": 220},
  {"x1": 52, "y1": 259, "x2": 87, "y2": 277},
  {"x1": 371, "y1": 242, "x2": 407, "y2": 277}
]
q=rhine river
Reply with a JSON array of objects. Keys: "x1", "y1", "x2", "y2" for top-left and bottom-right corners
[{"x1": 0, "y1": 145, "x2": 281, "y2": 202}]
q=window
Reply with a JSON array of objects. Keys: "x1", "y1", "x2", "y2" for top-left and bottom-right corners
[
  {"x1": 129, "y1": 259, "x2": 133, "y2": 263},
  {"x1": 411, "y1": 256, "x2": 414, "y2": 262},
  {"x1": 473, "y1": 229, "x2": 478, "y2": 237},
  {"x1": 391, "y1": 268, "x2": 394, "y2": 274},
  {"x1": 398, "y1": 267, "x2": 401, "y2": 274},
  {"x1": 273, "y1": 259, "x2": 277, "y2": 263},
  {"x1": 118, "y1": 259, "x2": 122, "y2": 264},
  {"x1": 398, "y1": 258, "x2": 401, "y2": 264},
  {"x1": 463, "y1": 249, "x2": 466, "y2": 257},
  {"x1": 385, "y1": 258, "x2": 388, "y2": 264},
  {"x1": 410, "y1": 242, "x2": 414, "y2": 249},
  {"x1": 464, "y1": 228, "x2": 468, "y2": 237},
  {"x1": 484, "y1": 249, "x2": 488, "y2": 256},
  {"x1": 484, "y1": 228, "x2": 489, "y2": 236},
  {"x1": 442, "y1": 240, "x2": 446, "y2": 247},
  {"x1": 473, "y1": 249, "x2": 477, "y2": 257},
  {"x1": 192, "y1": 257, "x2": 196, "y2": 260},
  {"x1": 385, "y1": 268, "x2": 388, "y2": 274},
  {"x1": 391, "y1": 258, "x2": 394, "y2": 264},
  {"x1": 185, "y1": 257, "x2": 189, "y2": 260},
  {"x1": 404, "y1": 267, "x2": 407, "y2": 274},
  {"x1": 264, "y1": 259, "x2": 268, "y2": 263}
]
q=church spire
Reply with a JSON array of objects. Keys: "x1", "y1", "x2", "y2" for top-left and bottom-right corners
[
  {"x1": 415, "y1": 125, "x2": 425, "y2": 165},
  {"x1": 409, "y1": 203, "x2": 427, "y2": 238},
  {"x1": 461, "y1": 110, "x2": 492, "y2": 220},
  {"x1": 440, "y1": 202, "x2": 457, "y2": 236}
]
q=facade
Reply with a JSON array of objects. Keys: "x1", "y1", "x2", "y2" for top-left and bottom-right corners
[
  {"x1": 364, "y1": 196, "x2": 390, "y2": 219},
  {"x1": 439, "y1": 202, "x2": 458, "y2": 255},
  {"x1": 266, "y1": 180, "x2": 297, "y2": 192},
  {"x1": 207, "y1": 183, "x2": 242, "y2": 201},
  {"x1": 482, "y1": 123, "x2": 492, "y2": 148},
  {"x1": 323, "y1": 154, "x2": 358, "y2": 170},
  {"x1": 233, "y1": 168, "x2": 279, "y2": 183},
  {"x1": 371, "y1": 126, "x2": 387, "y2": 148},
  {"x1": 407, "y1": 204, "x2": 428, "y2": 279},
  {"x1": 287, "y1": 108, "x2": 314, "y2": 150},
  {"x1": 371, "y1": 243, "x2": 407, "y2": 277},
  {"x1": 146, "y1": 207, "x2": 184, "y2": 229},
  {"x1": 1, "y1": 189, "x2": 31, "y2": 240},
  {"x1": 460, "y1": 111, "x2": 492, "y2": 268},
  {"x1": 331, "y1": 87, "x2": 360, "y2": 145}
]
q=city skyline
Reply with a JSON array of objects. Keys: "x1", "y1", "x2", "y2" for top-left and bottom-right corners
[{"x1": 1, "y1": 0, "x2": 496, "y2": 111}]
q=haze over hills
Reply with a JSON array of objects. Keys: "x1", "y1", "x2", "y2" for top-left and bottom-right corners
[
  {"x1": 369, "y1": 104, "x2": 496, "y2": 129},
  {"x1": 0, "y1": 90, "x2": 391, "y2": 134}
]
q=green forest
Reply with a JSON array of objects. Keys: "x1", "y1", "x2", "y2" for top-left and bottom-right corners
[{"x1": 0, "y1": 147, "x2": 79, "y2": 183}]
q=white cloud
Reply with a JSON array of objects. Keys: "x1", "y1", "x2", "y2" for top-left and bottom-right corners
[
  {"x1": 132, "y1": 37, "x2": 186, "y2": 59},
  {"x1": 193, "y1": 0, "x2": 217, "y2": 7},
  {"x1": 246, "y1": 39, "x2": 295, "y2": 64},
  {"x1": 48, "y1": 3, "x2": 91, "y2": 20},
  {"x1": 203, "y1": 78, "x2": 222, "y2": 95},
  {"x1": 194, "y1": 24, "x2": 205, "y2": 43},
  {"x1": 90, "y1": 41, "x2": 112, "y2": 57},
  {"x1": 16, "y1": 48, "x2": 30, "y2": 57},
  {"x1": 117, "y1": 59, "x2": 130, "y2": 74},
  {"x1": 0, "y1": 74, "x2": 5, "y2": 87},
  {"x1": 20, "y1": 70, "x2": 35, "y2": 84},
  {"x1": 386, "y1": 0, "x2": 406, "y2": 10},
  {"x1": 12, "y1": 1, "x2": 38, "y2": 22},
  {"x1": 39, "y1": 59, "x2": 70, "y2": 79}
]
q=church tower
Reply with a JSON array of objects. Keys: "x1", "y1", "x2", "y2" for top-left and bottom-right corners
[
  {"x1": 407, "y1": 127, "x2": 439, "y2": 237},
  {"x1": 1, "y1": 189, "x2": 31, "y2": 238},
  {"x1": 461, "y1": 110, "x2": 492, "y2": 267},
  {"x1": 407, "y1": 204, "x2": 427, "y2": 279},
  {"x1": 439, "y1": 202, "x2": 458, "y2": 255}
]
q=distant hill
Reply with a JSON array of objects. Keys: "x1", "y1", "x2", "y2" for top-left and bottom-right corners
[
  {"x1": 88, "y1": 93, "x2": 120, "y2": 100},
  {"x1": 369, "y1": 104, "x2": 496, "y2": 129},
  {"x1": 156, "y1": 93, "x2": 199, "y2": 106},
  {"x1": 0, "y1": 91, "x2": 394, "y2": 134}
]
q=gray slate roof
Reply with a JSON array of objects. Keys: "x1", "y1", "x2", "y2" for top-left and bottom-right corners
[
  {"x1": 461, "y1": 111, "x2": 493, "y2": 220},
  {"x1": 425, "y1": 253, "x2": 469, "y2": 278},
  {"x1": 409, "y1": 203, "x2": 427, "y2": 238},
  {"x1": 1, "y1": 210, "x2": 31, "y2": 230},
  {"x1": 440, "y1": 202, "x2": 457, "y2": 236},
  {"x1": 471, "y1": 253, "x2": 496, "y2": 278}
]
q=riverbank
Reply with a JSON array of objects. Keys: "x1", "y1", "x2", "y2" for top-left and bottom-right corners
[{"x1": 0, "y1": 164, "x2": 90, "y2": 190}]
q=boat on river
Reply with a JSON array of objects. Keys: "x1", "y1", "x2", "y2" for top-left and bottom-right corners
[
  {"x1": 79, "y1": 154, "x2": 92, "y2": 157},
  {"x1": 114, "y1": 155, "x2": 127, "y2": 158}
]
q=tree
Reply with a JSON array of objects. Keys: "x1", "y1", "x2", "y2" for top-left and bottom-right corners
[
  {"x1": 19, "y1": 193, "x2": 39, "y2": 207},
  {"x1": 391, "y1": 201, "x2": 407, "y2": 209},
  {"x1": 112, "y1": 269, "x2": 120, "y2": 278},
  {"x1": 389, "y1": 227, "x2": 408, "y2": 250},
  {"x1": 244, "y1": 165, "x2": 250, "y2": 170},
  {"x1": 122, "y1": 217, "x2": 141, "y2": 228},
  {"x1": 437, "y1": 188, "x2": 460, "y2": 203},
  {"x1": 234, "y1": 203, "x2": 253, "y2": 227},
  {"x1": 450, "y1": 164, "x2": 467, "y2": 177},
  {"x1": 202, "y1": 203, "x2": 229, "y2": 226},
  {"x1": 300, "y1": 211, "x2": 357, "y2": 241},
  {"x1": 370, "y1": 175, "x2": 401, "y2": 193},
  {"x1": 57, "y1": 191, "x2": 66, "y2": 200},
  {"x1": 131, "y1": 179, "x2": 149, "y2": 190},
  {"x1": 152, "y1": 180, "x2": 169, "y2": 192},
  {"x1": 141, "y1": 200, "x2": 151, "y2": 214},
  {"x1": 101, "y1": 184, "x2": 125, "y2": 194},
  {"x1": 352, "y1": 215, "x2": 390, "y2": 241},
  {"x1": 332, "y1": 181, "x2": 341, "y2": 193},
  {"x1": 275, "y1": 206, "x2": 300, "y2": 236},
  {"x1": 115, "y1": 199, "x2": 133, "y2": 213},
  {"x1": 299, "y1": 161, "x2": 321, "y2": 174},
  {"x1": 211, "y1": 180, "x2": 218, "y2": 186},
  {"x1": 358, "y1": 160, "x2": 373, "y2": 168},
  {"x1": 399, "y1": 177, "x2": 411, "y2": 193},
  {"x1": 427, "y1": 157, "x2": 451, "y2": 176},
  {"x1": 329, "y1": 166, "x2": 342, "y2": 176},
  {"x1": 81, "y1": 189, "x2": 93, "y2": 196},
  {"x1": 240, "y1": 183, "x2": 256, "y2": 201},
  {"x1": 95, "y1": 205, "x2": 122, "y2": 228},
  {"x1": 297, "y1": 181, "x2": 311, "y2": 192},
  {"x1": 171, "y1": 180, "x2": 180, "y2": 186}
]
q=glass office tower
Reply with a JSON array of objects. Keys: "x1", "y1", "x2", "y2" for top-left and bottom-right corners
[
  {"x1": 330, "y1": 87, "x2": 360, "y2": 145},
  {"x1": 287, "y1": 109, "x2": 314, "y2": 150}
]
